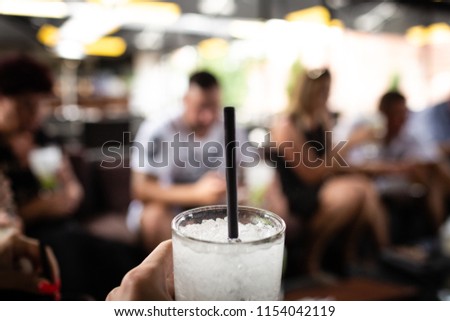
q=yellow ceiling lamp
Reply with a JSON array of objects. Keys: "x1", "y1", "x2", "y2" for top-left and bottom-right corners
[
  {"x1": 37, "y1": 24, "x2": 59, "y2": 47},
  {"x1": 197, "y1": 38, "x2": 229, "y2": 60},
  {"x1": 84, "y1": 37, "x2": 127, "y2": 57},
  {"x1": 329, "y1": 18, "x2": 345, "y2": 29},
  {"x1": 0, "y1": 0, "x2": 69, "y2": 18},
  {"x1": 406, "y1": 25, "x2": 428, "y2": 46},
  {"x1": 37, "y1": 24, "x2": 127, "y2": 58},
  {"x1": 37, "y1": 1, "x2": 180, "y2": 58},
  {"x1": 427, "y1": 22, "x2": 450, "y2": 44},
  {"x1": 286, "y1": 5, "x2": 330, "y2": 24},
  {"x1": 285, "y1": 5, "x2": 344, "y2": 29},
  {"x1": 406, "y1": 23, "x2": 450, "y2": 46}
]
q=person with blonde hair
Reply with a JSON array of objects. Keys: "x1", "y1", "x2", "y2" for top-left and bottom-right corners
[{"x1": 269, "y1": 69, "x2": 389, "y2": 279}]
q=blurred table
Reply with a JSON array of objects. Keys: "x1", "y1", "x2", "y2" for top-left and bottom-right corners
[{"x1": 284, "y1": 277, "x2": 418, "y2": 301}]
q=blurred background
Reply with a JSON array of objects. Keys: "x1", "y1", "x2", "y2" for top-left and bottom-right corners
[
  {"x1": 1, "y1": 0, "x2": 450, "y2": 300},
  {"x1": 3, "y1": 0, "x2": 450, "y2": 194},
  {"x1": 3, "y1": 0, "x2": 450, "y2": 121}
]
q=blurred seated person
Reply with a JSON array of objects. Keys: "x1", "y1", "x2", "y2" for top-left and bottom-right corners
[
  {"x1": 0, "y1": 54, "x2": 142, "y2": 300},
  {"x1": 0, "y1": 171, "x2": 60, "y2": 300},
  {"x1": 426, "y1": 99, "x2": 450, "y2": 158},
  {"x1": 408, "y1": 98, "x2": 450, "y2": 160},
  {"x1": 2, "y1": 168, "x2": 167, "y2": 302},
  {"x1": 128, "y1": 71, "x2": 246, "y2": 251},
  {"x1": 269, "y1": 69, "x2": 389, "y2": 279},
  {"x1": 347, "y1": 91, "x2": 450, "y2": 231},
  {"x1": 0, "y1": 54, "x2": 83, "y2": 230}
]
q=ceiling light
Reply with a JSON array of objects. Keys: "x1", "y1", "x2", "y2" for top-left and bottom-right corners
[
  {"x1": 198, "y1": 0, "x2": 235, "y2": 16},
  {"x1": 0, "y1": 0, "x2": 69, "y2": 18},
  {"x1": 197, "y1": 38, "x2": 229, "y2": 60},
  {"x1": 38, "y1": 24, "x2": 127, "y2": 58},
  {"x1": 58, "y1": 4, "x2": 120, "y2": 45},
  {"x1": 37, "y1": 24, "x2": 59, "y2": 47},
  {"x1": 36, "y1": 0, "x2": 181, "y2": 59},
  {"x1": 406, "y1": 25, "x2": 427, "y2": 46},
  {"x1": 428, "y1": 22, "x2": 450, "y2": 45},
  {"x1": 55, "y1": 40, "x2": 85, "y2": 60},
  {"x1": 285, "y1": 6, "x2": 331, "y2": 25},
  {"x1": 406, "y1": 23, "x2": 450, "y2": 46},
  {"x1": 85, "y1": 37, "x2": 127, "y2": 57}
]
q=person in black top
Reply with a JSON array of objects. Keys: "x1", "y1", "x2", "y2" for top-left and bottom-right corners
[
  {"x1": 0, "y1": 54, "x2": 142, "y2": 300},
  {"x1": 0, "y1": 54, "x2": 83, "y2": 225},
  {"x1": 270, "y1": 69, "x2": 389, "y2": 280}
]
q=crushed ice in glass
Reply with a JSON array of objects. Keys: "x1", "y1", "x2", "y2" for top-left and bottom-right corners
[{"x1": 179, "y1": 217, "x2": 276, "y2": 243}]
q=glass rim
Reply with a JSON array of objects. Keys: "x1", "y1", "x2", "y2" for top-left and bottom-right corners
[{"x1": 171, "y1": 205, "x2": 286, "y2": 245}]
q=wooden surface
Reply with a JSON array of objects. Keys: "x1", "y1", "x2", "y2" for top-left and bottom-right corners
[{"x1": 284, "y1": 277, "x2": 418, "y2": 301}]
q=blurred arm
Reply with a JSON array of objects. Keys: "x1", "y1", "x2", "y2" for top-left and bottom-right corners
[
  {"x1": 19, "y1": 156, "x2": 83, "y2": 223},
  {"x1": 131, "y1": 170, "x2": 226, "y2": 207},
  {"x1": 271, "y1": 118, "x2": 333, "y2": 185}
]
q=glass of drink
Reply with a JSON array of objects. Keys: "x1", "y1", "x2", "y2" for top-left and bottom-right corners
[
  {"x1": 28, "y1": 145, "x2": 62, "y2": 191},
  {"x1": 172, "y1": 205, "x2": 285, "y2": 301}
]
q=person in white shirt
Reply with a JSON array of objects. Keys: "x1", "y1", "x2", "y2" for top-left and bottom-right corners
[
  {"x1": 129, "y1": 71, "x2": 246, "y2": 251},
  {"x1": 348, "y1": 91, "x2": 449, "y2": 230}
]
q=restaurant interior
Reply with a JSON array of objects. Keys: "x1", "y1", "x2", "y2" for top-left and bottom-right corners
[{"x1": 0, "y1": 0, "x2": 450, "y2": 301}]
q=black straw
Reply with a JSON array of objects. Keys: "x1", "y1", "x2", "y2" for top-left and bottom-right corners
[{"x1": 224, "y1": 106, "x2": 239, "y2": 239}]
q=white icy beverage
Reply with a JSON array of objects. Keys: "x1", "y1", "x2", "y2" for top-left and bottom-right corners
[
  {"x1": 28, "y1": 146, "x2": 62, "y2": 190},
  {"x1": 172, "y1": 205, "x2": 285, "y2": 301}
]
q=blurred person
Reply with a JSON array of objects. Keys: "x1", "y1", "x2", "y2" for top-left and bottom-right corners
[
  {"x1": 1, "y1": 166, "x2": 163, "y2": 302},
  {"x1": 0, "y1": 54, "x2": 83, "y2": 226},
  {"x1": 0, "y1": 224, "x2": 60, "y2": 300},
  {"x1": 348, "y1": 91, "x2": 450, "y2": 231},
  {"x1": 269, "y1": 69, "x2": 389, "y2": 280},
  {"x1": 0, "y1": 54, "x2": 142, "y2": 300},
  {"x1": 408, "y1": 99, "x2": 450, "y2": 159},
  {"x1": 0, "y1": 171, "x2": 60, "y2": 300},
  {"x1": 129, "y1": 71, "x2": 247, "y2": 251}
]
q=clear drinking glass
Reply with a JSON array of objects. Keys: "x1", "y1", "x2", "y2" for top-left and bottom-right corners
[
  {"x1": 28, "y1": 145, "x2": 62, "y2": 191},
  {"x1": 172, "y1": 205, "x2": 285, "y2": 301}
]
